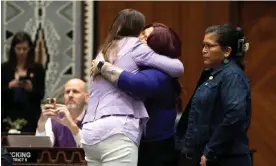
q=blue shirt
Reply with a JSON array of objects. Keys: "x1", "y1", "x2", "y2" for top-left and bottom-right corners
[
  {"x1": 177, "y1": 60, "x2": 251, "y2": 160},
  {"x1": 117, "y1": 69, "x2": 177, "y2": 142}
]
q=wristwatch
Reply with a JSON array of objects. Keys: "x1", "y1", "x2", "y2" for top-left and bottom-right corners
[{"x1": 97, "y1": 61, "x2": 105, "y2": 72}]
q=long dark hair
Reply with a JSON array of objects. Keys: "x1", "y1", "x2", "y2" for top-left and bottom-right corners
[
  {"x1": 205, "y1": 24, "x2": 247, "y2": 70},
  {"x1": 8, "y1": 31, "x2": 35, "y2": 69},
  {"x1": 144, "y1": 23, "x2": 183, "y2": 111},
  {"x1": 101, "y1": 9, "x2": 145, "y2": 62}
]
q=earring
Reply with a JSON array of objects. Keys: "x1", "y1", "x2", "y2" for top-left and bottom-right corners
[{"x1": 223, "y1": 58, "x2": 229, "y2": 64}]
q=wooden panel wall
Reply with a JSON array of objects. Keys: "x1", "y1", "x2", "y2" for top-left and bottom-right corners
[
  {"x1": 96, "y1": 1, "x2": 233, "y2": 106},
  {"x1": 240, "y1": 2, "x2": 276, "y2": 166},
  {"x1": 96, "y1": 2, "x2": 276, "y2": 166}
]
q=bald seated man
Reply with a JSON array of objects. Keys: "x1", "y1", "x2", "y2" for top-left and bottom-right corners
[{"x1": 36, "y1": 78, "x2": 88, "y2": 147}]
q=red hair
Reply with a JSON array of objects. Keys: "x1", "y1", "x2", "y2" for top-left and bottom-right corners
[
  {"x1": 143, "y1": 23, "x2": 182, "y2": 58},
  {"x1": 142, "y1": 23, "x2": 183, "y2": 112}
]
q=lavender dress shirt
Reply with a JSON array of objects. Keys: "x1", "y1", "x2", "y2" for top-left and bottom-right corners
[{"x1": 81, "y1": 37, "x2": 184, "y2": 146}]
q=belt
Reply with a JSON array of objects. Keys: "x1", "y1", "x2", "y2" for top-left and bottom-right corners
[
  {"x1": 101, "y1": 114, "x2": 134, "y2": 118},
  {"x1": 82, "y1": 114, "x2": 132, "y2": 125},
  {"x1": 102, "y1": 114, "x2": 144, "y2": 125}
]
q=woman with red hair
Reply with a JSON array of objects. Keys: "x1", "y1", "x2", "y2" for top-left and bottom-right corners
[{"x1": 91, "y1": 23, "x2": 182, "y2": 166}]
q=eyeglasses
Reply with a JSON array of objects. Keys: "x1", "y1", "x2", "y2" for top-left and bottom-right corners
[{"x1": 202, "y1": 42, "x2": 220, "y2": 49}]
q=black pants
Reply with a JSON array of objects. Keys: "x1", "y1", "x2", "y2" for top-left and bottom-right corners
[
  {"x1": 138, "y1": 136, "x2": 178, "y2": 166},
  {"x1": 177, "y1": 153, "x2": 252, "y2": 166},
  {"x1": 176, "y1": 151, "x2": 202, "y2": 166}
]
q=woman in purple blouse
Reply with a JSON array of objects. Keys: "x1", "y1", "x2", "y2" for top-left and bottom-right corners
[
  {"x1": 91, "y1": 23, "x2": 182, "y2": 166},
  {"x1": 82, "y1": 9, "x2": 184, "y2": 166}
]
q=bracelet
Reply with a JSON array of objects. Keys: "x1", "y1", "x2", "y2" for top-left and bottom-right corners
[{"x1": 97, "y1": 61, "x2": 104, "y2": 72}]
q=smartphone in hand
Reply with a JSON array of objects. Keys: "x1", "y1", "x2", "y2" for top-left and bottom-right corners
[
  {"x1": 46, "y1": 98, "x2": 56, "y2": 105},
  {"x1": 19, "y1": 76, "x2": 29, "y2": 86}
]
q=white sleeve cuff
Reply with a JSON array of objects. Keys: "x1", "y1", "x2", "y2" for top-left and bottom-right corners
[
  {"x1": 35, "y1": 130, "x2": 46, "y2": 136},
  {"x1": 73, "y1": 131, "x2": 82, "y2": 148}
]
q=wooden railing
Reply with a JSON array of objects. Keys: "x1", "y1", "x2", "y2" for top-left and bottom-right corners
[
  {"x1": 2, "y1": 133, "x2": 256, "y2": 166},
  {"x1": 4, "y1": 147, "x2": 86, "y2": 166}
]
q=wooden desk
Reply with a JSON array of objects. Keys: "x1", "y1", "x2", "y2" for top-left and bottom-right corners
[
  {"x1": 2, "y1": 134, "x2": 256, "y2": 166},
  {"x1": 1, "y1": 133, "x2": 35, "y2": 146},
  {"x1": 2, "y1": 134, "x2": 86, "y2": 165},
  {"x1": 5, "y1": 147, "x2": 87, "y2": 166}
]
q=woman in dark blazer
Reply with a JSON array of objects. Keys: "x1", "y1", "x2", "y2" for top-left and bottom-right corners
[
  {"x1": 176, "y1": 24, "x2": 252, "y2": 166},
  {"x1": 1, "y1": 31, "x2": 45, "y2": 133}
]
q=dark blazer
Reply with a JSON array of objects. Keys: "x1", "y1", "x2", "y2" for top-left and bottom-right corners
[
  {"x1": 176, "y1": 60, "x2": 251, "y2": 164},
  {"x1": 1, "y1": 62, "x2": 45, "y2": 132},
  {"x1": 176, "y1": 68, "x2": 212, "y2": 140}
]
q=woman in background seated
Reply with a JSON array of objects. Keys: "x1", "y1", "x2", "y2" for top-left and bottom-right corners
[
  {"x1": 91, "y1": 23, "x2": 183, "y2": 166},
  {"x1": 1, "y1": 31, "x2": 45, "y2": 133},
  {"x1": 176, "y1": 24, "x2": 252, "y2": 166}
]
